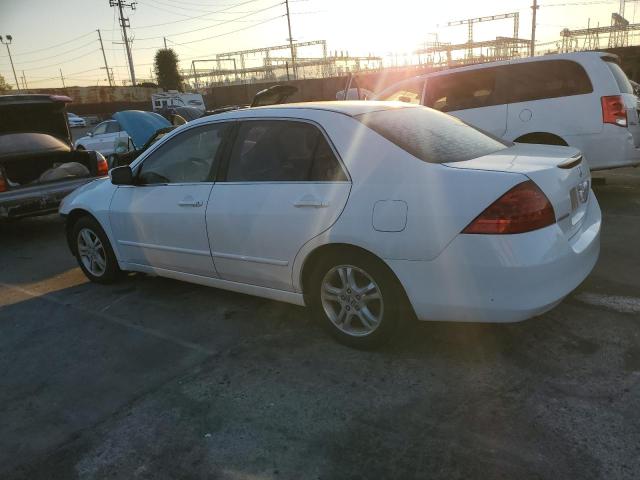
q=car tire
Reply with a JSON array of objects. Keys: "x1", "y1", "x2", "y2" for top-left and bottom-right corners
[
  {"x1": 308, "y1": 251, "x2": 406, "y2": 349},
  {"x1": 71, "y1": 216, "x2": 121, "y2": 284}
]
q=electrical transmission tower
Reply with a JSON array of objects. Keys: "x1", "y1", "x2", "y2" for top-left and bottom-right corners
[{"x1": 109, "y1": 0, "x2": 137, "y2": 86}]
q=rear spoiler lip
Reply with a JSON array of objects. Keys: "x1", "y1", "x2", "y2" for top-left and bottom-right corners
[{"x1": 557, "y1": 153, "x2": 583, "y2": 169}]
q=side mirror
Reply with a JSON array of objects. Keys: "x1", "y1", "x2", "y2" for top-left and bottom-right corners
[{"x1": 110, "y1": 166, "x2": 134, "y2": 185}]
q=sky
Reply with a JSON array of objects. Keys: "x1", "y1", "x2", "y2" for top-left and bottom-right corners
[{"x1": 0, "y1": 0, "x2": 637, "y2": 88}]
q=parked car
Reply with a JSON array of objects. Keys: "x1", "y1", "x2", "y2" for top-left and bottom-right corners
[
  {"x1": 75, "y1": 111, "x2": 170, "y2": 165},
  {"x1": 374, "y1": 52, "x2": 640, "y2": 170},
  {"x1": 67, "y1": 112, "x2": 86, "y2": 128},
  {"x1": 0, "y1": 94, "x2": 108, "y2": 220},
  {"x1": 108, "y1": 111, "x2": 173, "y2": 167},
  {"x1": 60, "y1": 101, "x2": 600, "y2": 348}
]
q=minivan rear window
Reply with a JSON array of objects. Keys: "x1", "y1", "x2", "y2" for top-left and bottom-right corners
[
  {"x1": 602, "y1": 58, "x2": 633, "y2": 94},
  {"x1": 357, "y1": 107, "x2": 510, "y2": 164},
  {"x1": 505, "y1": 60, "x2": 593, "y2": 103}
]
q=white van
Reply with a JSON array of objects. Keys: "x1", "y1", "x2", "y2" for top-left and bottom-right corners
[
  {"x1": 151, "y1": 91, "x2": 205, "y2": 113},
  {"x1": 375, "y1": 52, "x2": 640, "y2": 170}
]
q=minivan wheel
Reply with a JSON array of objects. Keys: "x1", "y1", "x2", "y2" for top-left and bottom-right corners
[
  {"x1": 309, "y1": 252, "x2": 403, "y2": 349},
  {"x1": 72, "y1": 216, "x2": 121, "y2": 284}
]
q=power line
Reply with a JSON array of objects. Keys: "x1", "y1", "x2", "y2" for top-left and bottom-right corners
[
  {"x1": 4, "y1": 31, "x2": 97, "y2": 57},
  {"x1": 11, "y1": 39, "x2": 98, "y2": 65},
  {"x1": 133, "y1": 0, "x2": 263, "y2": 28},
  {"x1": 168, "y1": 14, "x2": 284, "y2": 46},
  {"x1": 135, "y1": 2, "x2": 284, "y2": 40},
  {"x1": 22, "y1": 49, "x2": 102, "y2": 72}
]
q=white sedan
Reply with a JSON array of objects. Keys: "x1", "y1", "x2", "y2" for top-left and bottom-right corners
[
  {"x1": 67, "y1": 112, "x2": 86, "y2": 128},
  {"x1": 59, "y1": 101, "x2": 601, "y2": 348}
]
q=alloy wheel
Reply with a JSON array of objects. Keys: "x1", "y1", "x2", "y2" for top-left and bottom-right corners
[
  {"x1": 320, "y1": 264, "x2": 384, "y2": 337},
  {"x1": 77, "y1": 228, "x2": 107, "y2": 277}
]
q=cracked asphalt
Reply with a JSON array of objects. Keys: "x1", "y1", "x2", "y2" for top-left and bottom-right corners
[{"x1": 1, "y1": 168, "x2": 639, "y2": 480}]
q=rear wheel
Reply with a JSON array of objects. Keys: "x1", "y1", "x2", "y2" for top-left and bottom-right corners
[
  {"x1": 72, "y1": 216, "x2": 121, "y2": 284},
  {"x1": 309, "y1": 251, "x2": 405, "y2": 349}
]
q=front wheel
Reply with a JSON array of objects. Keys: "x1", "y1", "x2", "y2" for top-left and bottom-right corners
[
  {"x1": 309, "y1": 252, "x2": 405, "y2": 349},
  {"x1": 72, "y1": 216, "x2": 121, "y2": 284}
]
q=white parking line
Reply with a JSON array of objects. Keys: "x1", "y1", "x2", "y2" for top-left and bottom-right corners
[
  {"x1": 575, "y1": 292, "x2": 640, "y2": 314},
  {"x1": 0, "y1": 282, "x2": 216, "y2": 356}
]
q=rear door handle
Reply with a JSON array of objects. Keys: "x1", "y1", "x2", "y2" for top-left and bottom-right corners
[
  {"x1": 293, "y1": 195, "x2": 328, "y2": 208},
  {"x1": 178, "y1": 200, "x2": 203, "y2": 207}
]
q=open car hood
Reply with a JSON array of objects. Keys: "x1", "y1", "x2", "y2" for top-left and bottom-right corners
[
  {"x1": 112, "y1": 110, "x2": 171, "y2": 149},
  {"x1": 250, "y1": 85, "x2": 298, "y2": 107}
]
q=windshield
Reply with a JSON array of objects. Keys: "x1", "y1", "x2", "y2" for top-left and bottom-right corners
[{"x1": 356, "y1": 106, "x2": 510, "y2": 163}]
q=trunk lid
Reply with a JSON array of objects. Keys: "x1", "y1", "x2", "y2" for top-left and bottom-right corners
[
  {"x1": 0, "y1": 94, "x2": 72, "y2": 146},
  {"x1": 445, "y1": 143, "x2": 591, "y2": 239}
]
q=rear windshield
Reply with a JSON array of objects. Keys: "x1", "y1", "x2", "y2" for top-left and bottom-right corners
[
  {"x1": 356, "y1": 107, "x2": 510, "y2": 164},
  {"x1": 603, "y1": 58, "x2": 633, "y2": 94}
]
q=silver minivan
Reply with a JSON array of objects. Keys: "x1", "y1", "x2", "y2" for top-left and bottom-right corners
[{"x1": 375, "y1": 52, "x2": 640, "y2": 170}]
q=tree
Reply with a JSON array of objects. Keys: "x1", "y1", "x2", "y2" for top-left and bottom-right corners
[
  {"x1": 0, "y1": 74, "x2": 13, "y2": 94},
  {"x1": 154, "y1": 49, "x2": 182, "y2": 92}
]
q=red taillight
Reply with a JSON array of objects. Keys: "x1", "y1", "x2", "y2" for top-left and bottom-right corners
[
  {"x1": 96, "y1": 155, "x2": 109, "y2": 176},
  {"x1": 0, "y1": 171, "x2": 6, "y2": 193},
  {"x1": 602, "y1": 95, "x2": 627, "y2": 127},
  {"x1": 462, "y1": 180, "x2": 556, "y2": 235}
]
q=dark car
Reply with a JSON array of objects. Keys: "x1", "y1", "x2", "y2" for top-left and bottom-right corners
[{"x1": 0, "y1": 94, "x2": 108, "y2": 220}]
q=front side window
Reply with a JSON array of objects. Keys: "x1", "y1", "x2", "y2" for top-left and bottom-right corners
[
  {"x1": 357, "y1": 106, "x2": 509, "y2": 164},
  {"x1": 505, "y1": 60, "x2": 593, "y2": 102},
  {"x1": 378, "y1": 79, "x2": 424, "y2": 104},
  {"x1": 137, "y1": 124, "x2": 228, "y2": 184},
  {"x1": 106, "y1": 121, "x2": 120, "y2": 134},
  {"x1": 426, "y1": 68, "x2": 500, "y2": 112},
  {"x1": 92, "y1": 122, "x2": 108, "y2": 135},
  {"x1": 225, "y1": 120, "x2": 347, "y2": 182}
]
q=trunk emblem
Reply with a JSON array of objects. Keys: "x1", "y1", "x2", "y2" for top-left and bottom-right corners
[{"x1": 577, "y1": 180, "x2": 589, "y2": 203}]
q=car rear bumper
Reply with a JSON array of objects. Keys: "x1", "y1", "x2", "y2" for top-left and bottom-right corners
[
  {"x1": 567, "y1": 128, "x2": 640, "y2": 171},
  {"x1": 0, "y1": 178, "x2": 93, "y2": 220},
  {"x1": 387, "y1": 192, "x2": 601, "y2": 323}
]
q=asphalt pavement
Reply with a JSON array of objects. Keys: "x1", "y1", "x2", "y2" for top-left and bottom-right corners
[{"x1": 1, "y1": 168, "x2": 639, "y2": 479}]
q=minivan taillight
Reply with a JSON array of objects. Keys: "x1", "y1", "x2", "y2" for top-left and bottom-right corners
[
  {"x1": 462, "y1": 181, "x2": 556, "y2": 235},
  {"x1": 602, "y1": 95, "x2": 627, "y2": 127}
]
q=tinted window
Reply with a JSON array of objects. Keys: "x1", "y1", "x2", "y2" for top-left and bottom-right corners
[
  {"x1": 357, "y1": 107, "x2": 509, "y2": 164},
  {"x1": 225, "y1": 120, "x2": 347, "y2": 182},
  {"x1": 426, "y1": 68, "x2": 500, "y2": 112},
  {"x1": 603, "y1": 58, "x2": 633, "y2": 94},
  {"x1": 378, "y1": 79, "x2": 424, "y2": 104},
  {"x1": 92, "y1": 123, "x2": 108, "y2": 135},
  {"x1": 505, "y1": 60, "x2": 593, "y2": 102},
  {"x1": 138, "y1": 124, "x2": 227, "y2": 184},
  {"x1": 106, "y1": 121, "x2": 120, "y2": 134}
]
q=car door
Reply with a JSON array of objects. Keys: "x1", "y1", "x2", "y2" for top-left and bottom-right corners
[
  {"x1": 84, "y1": 121, "x2": 108, "y2": 150},
  {"x1": 425, "y1": 67, "x2": 508, "y2": 137},
  {"x1": 109, "y1": 122, "x2": 230, "y2": 277},
  {"x1": 206, "y1": 119, "x2": 351, "y2": 291}
]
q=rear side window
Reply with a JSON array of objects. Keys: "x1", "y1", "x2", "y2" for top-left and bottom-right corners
[
  {"x1": 426, "y1": 68, "x2": 501, "y2": 112},
  {"x1": 505, "y1": 60, "x2": 593, "y2": 102},
  {"x1": 603, "y1": 58, "x2": 633, "y2": 94},
  {"x1": 225, "y1": 120, "x2": 347, "y2": 182},
  {"x1": 357, "y1": 107, "x2": 509, "y2": 164}
]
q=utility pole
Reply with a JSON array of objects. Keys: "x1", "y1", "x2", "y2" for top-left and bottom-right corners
[
  {"x1": 164, "y1": 37, "x2": 167, "y2": 49},
  {"x1": 109, "y1": 0, "x2": 137, "y2": 86},
  {"x1": 531, "y1": 0, "x2": 539, "y2": 56},
  {"x1": 21, "y1": 70, "x2": 28, "y2": 90},
  {"x1": 59, "y1": 69, "x2": 66, "y2": 89},
  {"x1": 97, "y1": 29, "x2": 114, "y2": 87},
  {"x1": 0, "y1": 35, "x2": 21, "y2": 93},
  {"x1": 284, "y1": 0, "x2": 297, "y2": 79}
]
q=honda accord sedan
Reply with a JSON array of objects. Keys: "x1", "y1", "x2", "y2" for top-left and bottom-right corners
[{"x1": 60, "y1": 101, "x2": 601, "y2": 348}]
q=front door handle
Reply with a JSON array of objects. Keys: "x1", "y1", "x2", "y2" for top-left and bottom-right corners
[
  {"x1": 178, "y1": 200, "x2": 203, "y2": 207},
  {"x1": 293, "y1": 195, "x2": 328, "y2": 208}
]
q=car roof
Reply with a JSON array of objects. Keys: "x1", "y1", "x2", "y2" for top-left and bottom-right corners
[
  {"x1": 194, "y1": 101, "x2": 415, "y2": 124},
  {"x1": 0, "y1": 94, "x2": 72, "y2": 106},
  {"x1": 409, "y1": 51, "x2": 617, "y2": 80}
]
